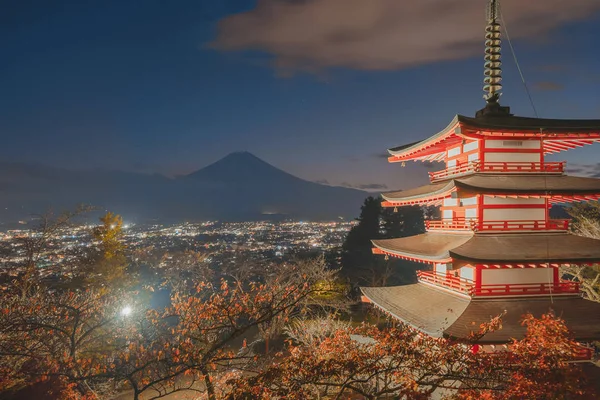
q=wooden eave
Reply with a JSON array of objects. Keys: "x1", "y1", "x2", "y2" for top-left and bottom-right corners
[
  {"x1": 361, "y1": 285, "x2": 600, "y2": 342},
  {"x1": 382, "y1": 174, "x2": 600, "y2": 206},
  {"x1": 387, "y1": 114, "x2": 600, "y2": 162},
  {"x1": 387, "y1": 117, "x2": 462, "y2": 163},
  {"x1": 450, "y1": 233, "x2": 600, "y2": 264},
  {"x1": 372, "y1": 233, "x2": 473, "y2": 263}
]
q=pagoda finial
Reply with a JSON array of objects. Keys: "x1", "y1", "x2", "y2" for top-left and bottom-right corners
[
  {"x1": 484, "y1": 0, "x2": 502, "y2": 104},
  {"x1": 476, "y1": 0, "x2": 511, "y2": 118}
]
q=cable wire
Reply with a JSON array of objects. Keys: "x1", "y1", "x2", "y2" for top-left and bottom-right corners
[{"x1": 499, "y1": 7, "x2": 539, "y2": 117}]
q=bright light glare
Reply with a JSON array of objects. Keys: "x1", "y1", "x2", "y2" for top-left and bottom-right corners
[{"x1": 120, "y1": 306, "x2": 133, "y2": 317}]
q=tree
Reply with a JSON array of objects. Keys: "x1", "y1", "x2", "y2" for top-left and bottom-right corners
[
  {"x1": 563, "y1": 201, "x2": 600, "y2": 302},
  {"x1": 341, "y1": 197, "x2": 426, "y2": 287},
  {"x1": 0, "y1": 206, "x2": 92, "y2": 298},
  {"x1": 83, "y1": 212, "x2": 130, "y2": 289},
  {"x1": 0, "y1": 288, "x2": 133, "y2": 397},
  {"x1": 229, "y1": 313, "x2": 594, "y2": 399},
  {"x1": 0, "y1": 256, "x2": 345, "y2": 400}
]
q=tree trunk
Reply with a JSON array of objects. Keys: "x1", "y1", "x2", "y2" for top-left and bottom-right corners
[{"x1": 201, "y1": 367, "x2": 216, "y2": 400}]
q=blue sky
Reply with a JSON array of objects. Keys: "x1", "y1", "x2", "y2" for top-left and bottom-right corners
[{"x1": 2, "y1": 0, "x2": 600, "y2": 191}]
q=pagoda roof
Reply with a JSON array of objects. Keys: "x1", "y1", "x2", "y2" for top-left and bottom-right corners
[
  {"x1": 361, "y1": 283, "x2": 600, "y2": 342},
  {"x1": 388, "y1": 114, "x2": 600, "y2": 162},
  {"x1": 361, "y1": 284, "x2": 470, "y2": 337},
  {"x1": 372, "y1": 233, "x2": 473, "y2": 263},
  {"x1": 445, "y1": 296, "x2": 600, "y2": 342},
  {"x1": 373, "y1": 232, "x2": 600, "y2": 265},
  {"x1": 382, "y1": 174, "x2": 600, "y2": 206},
  {"x1": 451, "y1": 233, "x2": 600, "y2": 264},
  {"x1": 458, "y1": 114, "x2": 600, "y2": 132}
]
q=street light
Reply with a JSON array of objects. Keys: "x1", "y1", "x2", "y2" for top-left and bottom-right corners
[{"x1": 120, "y1": 305, "x2": 132, "y2": 317}]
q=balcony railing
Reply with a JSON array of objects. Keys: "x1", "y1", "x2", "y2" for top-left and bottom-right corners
[
  {"x1": 472, "y1": 281, "x2": 580, "y2": 297},
  {"x1": 429, "y1": 161, "x2": 566, "y2": 182},
  {"x1": 478, "y1": 219, "x2": 570, "y2": 231},
  {"x1": 417, "y1": 271, "x2": 473, "y2": 295},
  {"x1": 417, "y1": 271, "x2": 580, "y2": 297},
  {"x1": 425, "y1": 219, "x2": 476, "y2": 231},
  {"x1": 425, "y1": 219, "x2": 570, "y2": 232}
]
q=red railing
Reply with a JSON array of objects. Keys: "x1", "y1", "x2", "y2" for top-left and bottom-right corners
[
  {"x1": 472, "y1": 280, "x2": 580, "y2": 297},
  {"x1": 429, "y1": 161, "x2": 566, "y2": 182},
  {"x1": 573, "y1": 345, "x2": 594, "y2": 361},
  {"x1": 429, "y1": 162, "x2": 478, "y2": 182},
  {"x1": 425, "y1": 219, "x2": 476, "y2": 230},
  {"x1": 417, "y1": 271, "x2": 580, "y2": 297},
  {"x1": 417, "y1": 271, "x2": 473, "y2": 295},
  {"x1": 480, "y1": 161, "x2": 565, "y2": 174},
  {"x1": 478, "y1": 219, "x2": 569, "y2": 231},
  {"x1": 425, "y1": 219, "x2": 569, "y2": 232}
]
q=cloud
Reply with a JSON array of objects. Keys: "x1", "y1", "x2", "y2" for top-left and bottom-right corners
[
  {"x1": 373, "y1": 153, "x2": 390, "y2": 159},
  {"x1": 341, "y1": 182, "x2": 388, "y2": 190},
  {"x1": 533, "y1": 81, "x2": 564, "y2": 91},
  {"x1": 314, "y1": 178, "x2": 330, "y2": 185},
  {"x1": 535, "y1": 64, "x2": 569, "y2": 73},
  {"x1": 567, "y1": 163, "x2": 600, "y2": 177},
  {"x1": 211, "y1": 0, "x2": 600, "y2": 74}
]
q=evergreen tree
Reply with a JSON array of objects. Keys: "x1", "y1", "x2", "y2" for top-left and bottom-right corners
[
  {"x1": 340, "y1": 197, "x2": 383, "y2": 286},
  {"x1": 341, "y1": 198, "x2": 426, "y2": 287},
  {"x1": 381, "y1": 205, "x2": 425, "y2": 239}
]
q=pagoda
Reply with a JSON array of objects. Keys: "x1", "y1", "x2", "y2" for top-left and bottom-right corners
[{"x1": 361, "y1": 0, "x2": 600, "y2": 357}]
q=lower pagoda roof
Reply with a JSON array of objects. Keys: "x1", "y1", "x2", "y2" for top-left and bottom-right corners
[
  {"x1": 373, "y1": 232, "x2": 600, "y2": 265},
  {"x1": 372, "y1": 233, "x2": 473, "y2": 263},
  {"x1": 362, "y1": 283, "x2": 600, "y2": 342},
  {"x1": 383, "y1": 174, "x2": 600, "y2": 205},
  {"x1": 361, "y1": 284, "x2": 470, "y2": 337}
]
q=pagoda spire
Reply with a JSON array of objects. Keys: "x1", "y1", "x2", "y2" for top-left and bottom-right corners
[
  {"x1": 476, "y1": 0, "x2": 511, "y2": 117},
  {"x1": 483, "y1": 0, "x2": 502, "y2": 103}
]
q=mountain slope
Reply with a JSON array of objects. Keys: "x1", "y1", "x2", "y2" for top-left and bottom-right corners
[{"x1": 0, "y1": 154, "x2": 367, "y2": 223}]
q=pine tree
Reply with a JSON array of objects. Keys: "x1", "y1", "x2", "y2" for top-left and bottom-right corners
[{"x1": 340, "y1": 197, "x2": 383, "y2": 286}]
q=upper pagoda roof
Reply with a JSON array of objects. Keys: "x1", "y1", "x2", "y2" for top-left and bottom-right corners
[
  {"x1": 382, "y1": 174, "x2": 600, "y2": 206},
  {"x1": 361, "y1": 283, "x2": 600, "y2": 342},
  {"x1": 388, "y1": 114, "x2": 600, "y2": 162},
  {"x1": 373, "y1": 232, "x2": 600, "y2": 265}
]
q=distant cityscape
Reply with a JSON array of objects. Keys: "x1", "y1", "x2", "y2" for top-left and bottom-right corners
[{"x1": 0, "y1": 220, "x2": 355, "y2": 282}]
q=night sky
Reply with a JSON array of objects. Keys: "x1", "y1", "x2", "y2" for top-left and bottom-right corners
[{"x1": 2, "y1": 0, "x2": 600, "y2": 192}]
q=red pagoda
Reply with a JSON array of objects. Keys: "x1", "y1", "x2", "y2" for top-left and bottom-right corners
[{"x1": 361, "y1": 0, "x2": 600, "y2": 356}]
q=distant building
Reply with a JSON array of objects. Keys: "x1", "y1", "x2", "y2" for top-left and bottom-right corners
[{"x1": 361, "y1": 0, "x2": 600, "y2": 360}]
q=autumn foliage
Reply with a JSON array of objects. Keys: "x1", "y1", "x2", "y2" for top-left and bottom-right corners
[{"x1": 0, "y1": 209, "x2": 597, "y2": 399}]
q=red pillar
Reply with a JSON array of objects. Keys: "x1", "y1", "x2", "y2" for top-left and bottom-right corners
[{"x1": 475, "y1": 265, "x2": 483, "y2": 295}]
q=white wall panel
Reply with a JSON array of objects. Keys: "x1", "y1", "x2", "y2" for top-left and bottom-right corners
[
  {"x1": 465, "y1": 209, "x2": 478, "y2": 219},
  {"x1": 447, "y1": 146, "x2": 462, "y2": 158},
  {"x1": 483, "y1": 208, "x2": 545, "y2": 221},
  {"x1": 435, "y1": 263, "x2": 447, "y2": 275},
  {"x1": 443, "y1": 198, "x2": 458, "y2": 207},
  {"x1": 484, "y1": 152, "x2": 540, "y2": 163},
  {"x1": 460, "y1": 266, "x2": 474, "y2": 281},
  {"x1": 461, "y1": 196, "x2": 478, "y2": 206},
  {"x1": 483, "y1": 197, "x2": 545, "y2": 205},
  {"x1": 481, "y1": 268, "x2": 554, "y2": 285},
  {"x1": 463, "y1": 141, "x2": 479, "y2": 152},
  {"x1": 468, "y1": 153, "x2": 480, "y2": 162},
  {"x1": 485, "y1": 140, "x2": 541, "y2": 149}
]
